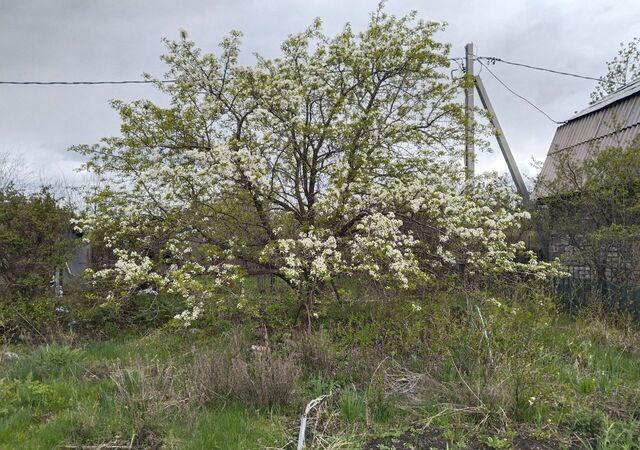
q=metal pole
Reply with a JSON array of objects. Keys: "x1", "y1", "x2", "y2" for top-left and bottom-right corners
[
  {"x1": 464, "y1": 43, "x2": 475, "y2": 179},
  {"x1": 474, "y1": 75, "x2": 530, "y2": 203}
]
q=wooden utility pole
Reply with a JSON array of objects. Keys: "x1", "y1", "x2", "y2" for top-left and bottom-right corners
[
  {"x1": 475, "y1": 76, "x2": 530, "y2": 203},
  {"x1": 464, "y1": 43, "x2": 475, "y2": 179}
]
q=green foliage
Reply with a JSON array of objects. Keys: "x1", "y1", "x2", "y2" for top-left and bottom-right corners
[
  {"x1": 591, "y1": 37, "x2": 640, "y2": 103},
  {"x1": 538, "y1": 136, "x2": 640, "y2": 292},
  {"x1": 174, "y1": 404, "x2": 285, "y2": 450},
  {"x1": 483, "y1": 435, "x2": 511, "y2": 449},
  {"x1": 0, "y1": 296, "x2": 58, "y2": 341},
  {"x1": 340, "y1": 387, "x2": 366, "y2": 422},
  {"x1": 6, "y1": 344, "x2": 84, "y2": 381},
  {"x1": 0, "y1": 377, "x2": 68, "y2": 417},
  {"x1": 0, "y1": 284, "x2": 639, "y2": 448},
  {"x1": 0, "y1": 187, "x2": 73, "y2": 298},
  {"x1": 367, "y1": 378, "x2": 395, "y2": 424},
  {"x1": 70, "y1": 3, "x2": 559, "y2": 334}
]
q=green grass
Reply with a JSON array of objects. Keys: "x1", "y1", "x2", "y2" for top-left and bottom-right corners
[
  {"x1": 340, "y1": 387, "x2": 367, "y2": 422},
  {"x1": 170, "y1": 404, "x2": 285, "y2": 450},
  {"x1": 0, "y1": 333, "x2": 288, "y2": 450},
  {"x1": 1, "y1": 286, "x2": 640, "y2": 449}
]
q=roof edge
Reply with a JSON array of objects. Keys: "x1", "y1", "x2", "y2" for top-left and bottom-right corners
[{"x1": 567, "y1": 78, "x2": 640, "y2": 122}]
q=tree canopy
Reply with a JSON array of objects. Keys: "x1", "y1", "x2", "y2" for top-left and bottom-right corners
[
  {"x1": 0, "y1": 187, "x2": 73, "y2": 298},
  {"x1": 74, "y1": 7, "x2": 558, "y2": 327},
  {"x1": 536, "y1": 136, "x2": 640, "y2": 288},
  {"x1": 591, "y1": 37, "x2": 640, "y2": 103}
]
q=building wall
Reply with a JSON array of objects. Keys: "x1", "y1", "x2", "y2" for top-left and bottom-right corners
[{"x1": 549, "y1": 231, "x2": 640, "y2": 285}]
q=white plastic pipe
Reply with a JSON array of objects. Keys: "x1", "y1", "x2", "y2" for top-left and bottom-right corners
[
  {"x1": 296, "y1": 393, "x2": 330, "y2": 450},
  {"x1": 296, "y1": 415, "x2": 307, "y2": 450}
]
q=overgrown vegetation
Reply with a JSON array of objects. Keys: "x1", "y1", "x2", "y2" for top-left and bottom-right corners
[
  {"x1": 1, "y1": 5, "x2": 639, "y2": 450},
  {"x1": 0, "y1": 187, "x2": 73, "y2": 297},
  {"x1": 0, "y1": 185, "x2": 75, "y2": 341},
  {"x1": 71, "y1": 4, "x2": 558, "y2": 332},
  {"x1": 1, "y1": 284, "x2": 639, "y2": 449},
  {"x1": 537, "y1": 135, "x2": 640, "y2": 303}
]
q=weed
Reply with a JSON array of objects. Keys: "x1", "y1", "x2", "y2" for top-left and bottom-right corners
[
  {"x1": 0, "y1": 376, "x2": 68, "y2": 416},
  {"x1": 7, "y1": 344, "x2": 84, "y2": 380},
  {"x1": 110, "y1": 359, "x2": 185, "y2": 448},
  {"x1": 293, "y1": 329, "x2": 336, "y2": 375},
  {"x1": 188, "y1": 340, "x2": 300, "y2": 411},
  {"x1": 229, "y1": 351, "x2": 300, "y2": 410},
  {"x1": 340, "y1": 387, "x2": 366, "y2": 422},
  {"x1": 483, "y1": 435, "x2": 510, "y2": 449}
]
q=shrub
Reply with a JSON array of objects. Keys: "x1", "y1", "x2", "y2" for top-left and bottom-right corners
[
  {"x1": 0, "y1": 296, "x2": 58, "y2": 343},
  {"x1": 0, "y1": 187, "x2": 73, "y2": 298},
  {"x1": 0, "y1": 377, "x2": 68, "y2": 417}
]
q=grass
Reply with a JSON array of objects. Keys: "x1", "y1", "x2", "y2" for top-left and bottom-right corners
[
  {"x1": 0, "y1": 334, "x2": 288, "y2": 449},
  {"x1": 171, "y1": 404, "x2": 285, "y2": 450},
  {"x1": 0, "y1": 286, "x2": 639, "y2": 449}
]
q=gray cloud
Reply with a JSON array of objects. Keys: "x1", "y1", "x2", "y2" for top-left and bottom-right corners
[{"x1": 1, "y1": 0, "x2": 639, "y2": 186}]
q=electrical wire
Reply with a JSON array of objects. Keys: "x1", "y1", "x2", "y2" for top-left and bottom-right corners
[
  {"x1": 0, "y1": 56, "x2": 605, "y2": 88},
  {"x1": 0, "y1": 79, "x2": 176, "y2": 85},
  {"x1": 476, "y1": 56, "x2": 603, "y2": 82},
  {"x1": 476, "y1": 58, "x2": 565, "y2": 124}
]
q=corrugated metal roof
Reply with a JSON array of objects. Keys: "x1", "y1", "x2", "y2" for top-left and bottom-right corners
[
  {"x1": 536, "y1": 79, "x2": 640, "y2": 197},
  {"x1": 568, "y1": 79, "x2": 640, "y2": 121}
]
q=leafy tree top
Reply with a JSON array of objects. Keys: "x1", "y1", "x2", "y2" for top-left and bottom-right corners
[
  {"x1": 74, "y1": 5, "x2": 560, "y2": 327},
  {"x1": 591, "y1": 37, "x2": 640, "y2": 104}
]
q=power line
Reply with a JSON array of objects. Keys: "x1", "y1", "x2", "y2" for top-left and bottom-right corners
[
  {"x1": 476, "y1": 59, "x2": 565, "y2": 125},
  {"x1": 0, "y1": 79, "x2": 176, "y2": 86},
  {"x1": 0, "y1": 58, "x2": 465, "y2": 85},
  {"x1": 477, "y1": 56, "x2": 603, "y2": 82},
  {"x1": 0, "y1": 56, "x2": 606, "y2": 87}
]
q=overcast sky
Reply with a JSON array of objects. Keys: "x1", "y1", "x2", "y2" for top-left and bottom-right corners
[{"x1": 1, "y1": 0, "x2": 639, "y2": 188}]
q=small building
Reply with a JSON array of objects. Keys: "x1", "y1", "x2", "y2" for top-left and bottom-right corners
[{"x1": 537, "y1": 79, "x2": 640, "y2": 283}]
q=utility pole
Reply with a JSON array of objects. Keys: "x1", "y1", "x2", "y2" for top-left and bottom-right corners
[
  {"x1": 462, "y1": 41, "x2": 530, "y2": 202},
  {"x1": 475, "y1": 76, "x2": 530, "y2": 203},
  {"x1": 464, "y1": 42, "x2": 475, "y2": 179}
]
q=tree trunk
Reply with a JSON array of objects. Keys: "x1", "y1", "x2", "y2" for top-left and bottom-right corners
[{"x1": 294, "y1": 279, "x2": 316, "y2": 331}]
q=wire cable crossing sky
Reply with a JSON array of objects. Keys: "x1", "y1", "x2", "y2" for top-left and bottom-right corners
[
  {"x1": 1, "y1": 0, "x2": 637, "y2": 186},
  {"x1": 476, "y1": 57, "x2": 604, "y2": 82},
  {"x1": 476, "y1": 59, "x2": 566, "y2": 124},
  {"x1": 0, "y1": 57, "x2": 605, "y2": 86},
  {"x1": 0, "y1": 79, "x2": 176, "y2": 85}
]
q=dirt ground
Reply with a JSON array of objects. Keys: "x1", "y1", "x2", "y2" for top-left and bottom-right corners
[{"x1": 363, "y1": 427, "x2": 565, "y2": 450}]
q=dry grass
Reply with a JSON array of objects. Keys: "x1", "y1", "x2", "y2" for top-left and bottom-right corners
[
  {"x1": 187, "y1": 334, "x2": 301, "y2": 411},
  {"x1": 110, "y1": 360, "x2": 187, "y2": 449},
  {"x1": 292, "y1": 329, "x2": 336, "y2": 375},
  {"x1": 230, "y1": 351, "x2": 300, "y2": 409}
]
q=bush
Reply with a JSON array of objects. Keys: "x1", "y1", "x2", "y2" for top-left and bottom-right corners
[
  {"x1": 0, "y1": 377, "x2": 68, "y2": 417},
  {"x1": 0, "y1": 296, "x2": 59, "y2": 343},
  {"x1": 0, "y1": 187, "x2": 73, "y2": 298}
]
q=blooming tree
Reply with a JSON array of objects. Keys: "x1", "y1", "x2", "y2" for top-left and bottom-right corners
[
  {"x1": 591, "y1": 37, "x2": 640, "y2": 104},
  {"x1": 74, "y1": 7, "x2": 559, "y2": 327}
]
